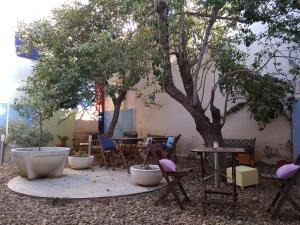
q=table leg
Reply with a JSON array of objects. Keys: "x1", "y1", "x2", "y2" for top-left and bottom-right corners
[
  {"x1": 119, "y1": 144, "x2": 130, "y2": 174},
  {"x1": 232, "y1": 153, "x2": 237, "y2": 218},
  {"x1": 200, "y1": 152, "x2": 207, "y2": 216},
  {"x1": 114, "y1": 140, "x2": 130, "y2": 174}
]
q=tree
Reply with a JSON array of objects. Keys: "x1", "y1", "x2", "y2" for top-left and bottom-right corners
[
  {"x1": 14, "y1": 74, "x2": 56, "y2": 149},
  {"x1": 17, "y1": 0, "x2": 152, "y2": 135},
  {"x1": 133, "y1": 0, "x2": 299, "y2": 146},
  {"x1": 0, "y1": 120, "x2": 53, "y2": 148}
]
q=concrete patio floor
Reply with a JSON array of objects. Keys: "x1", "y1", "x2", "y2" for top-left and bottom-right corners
[{"x1": 8, "y1": 166, "x2": 166, "y2": 198}]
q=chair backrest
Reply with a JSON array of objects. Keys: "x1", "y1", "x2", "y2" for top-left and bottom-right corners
[
  {"x1": 148, "y1": 143, "x2": 168, "y2": 174},
  {"x1": 164, "y1": 134, "x2": 181, "y2": 148},
  {"x1": 98, "y1": 135, "x2": 115, "y2": 150},
  {"x1": 223, "y1": 138, "x2": 256, "y2": 154},
  {"x1": 166, "y1": 136, "x2": 175, "y2": 148},
  {"x1": 173, "y1": 134, "x2": 181, "y2": 148},
  {"x1": 143, "y1": 137, "x2": 153, "y2": 147},
  {"x1": 147, "y1": 134, "x2": 167, "y2": 144},
  {"x1": 295, "y1": 153, "x2": 300, "y2": 165}
]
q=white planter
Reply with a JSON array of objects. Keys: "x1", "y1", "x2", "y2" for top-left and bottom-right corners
[
  {"x1": 11, "y1": 147, "x2": 70, "y2": 180},
  {"x1": 68, "y1": 156, "x2": 94, "y2": 169},
  {"x1": 130, "y1": 164, "x2": 163, "y2": 186}
]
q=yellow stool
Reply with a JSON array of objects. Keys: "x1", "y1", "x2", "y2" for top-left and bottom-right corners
[{"x1": 226, "y1": 166, "x2": 259, "y2": 188}]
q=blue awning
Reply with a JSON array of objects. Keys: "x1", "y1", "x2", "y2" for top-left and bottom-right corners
[{"x1": 15, "y1": 36, "x2": 39, "y2": 61}]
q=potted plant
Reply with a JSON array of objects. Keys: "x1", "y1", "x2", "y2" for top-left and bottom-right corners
[
  {"x1": 68, "y1": 150, "x2": 94, "y2": 170},
  {"x1": 57, "y1": 135, "x2": 69, "y2": 147},
  {"x1": 11, "y1": 77, "x2": 70, "y2": 180},
  {"x1": 130, "y1": 163, "x2": 163, "y2": 186},
  {"x1": 0, "y1": 120, "x2": 54, "y2": 164}
]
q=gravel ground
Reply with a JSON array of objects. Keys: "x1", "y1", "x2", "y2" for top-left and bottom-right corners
[{"x1": 0, "y1": 163, "x2": 300, "y2": 225}]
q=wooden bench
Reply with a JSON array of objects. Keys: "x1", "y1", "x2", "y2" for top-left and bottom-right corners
[{"x1": 223, "y1": 138, "x2": 256, "y2": 166}]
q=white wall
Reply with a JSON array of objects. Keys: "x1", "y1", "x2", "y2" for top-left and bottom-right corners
[{"x1": 122, "y1": 60, "x2": 292, "y2": 163}]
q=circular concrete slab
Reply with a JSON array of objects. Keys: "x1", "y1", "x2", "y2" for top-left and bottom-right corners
[{"x1": 8, "y1": 166, "x2": 166, "y2": 198}]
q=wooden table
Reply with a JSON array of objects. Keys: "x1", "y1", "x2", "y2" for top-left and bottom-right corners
[
  {"x1": 113, "y1": 137, "x2": 144, "y2": 174},
  {"x1": 191, "y1": 147, "x2": 245, "y2": 217}
]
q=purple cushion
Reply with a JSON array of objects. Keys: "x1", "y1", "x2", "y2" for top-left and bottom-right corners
[
  {"x1": 159, "y1": 159, "x2": 176, "y2": 172},
  {"x1": 276, "y1": 163, "x2": 300, "y2": 179}
]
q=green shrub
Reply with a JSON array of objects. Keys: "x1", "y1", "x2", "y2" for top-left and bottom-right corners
[{"x1": 0, "y1": 120, "x2": 53, "y2": 147}]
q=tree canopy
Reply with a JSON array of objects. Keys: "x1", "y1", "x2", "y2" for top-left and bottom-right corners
[
  {"x1": 16, "y1": 0, "x2": 152, "y2": 134},
  {"x1": 16, "y1": 0, "x2": 299, "y2": 145},
  {"x1": 128, "y1": 0, "x2": 299, "y2": 145}
]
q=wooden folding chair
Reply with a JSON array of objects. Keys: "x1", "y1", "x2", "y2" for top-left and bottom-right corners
[
  {"x1": 148, "y1": 143, "x2": 192, "y2": 209},
  {"x1": 266, "y1": 154, "x2": 300, "y2": 219},
  {"x1": 164, "y1": 134, "x2": 181, "y2": 160},
  {"x1": 97, "y1": 135, "x2": 127, "y2": 171}
]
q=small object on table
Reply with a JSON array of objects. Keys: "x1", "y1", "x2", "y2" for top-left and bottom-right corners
[
  {"x1": 226, "y1": 166, "x2": 259, "y2": 188},
  {"x1": 213, "y1": 141, "x2": 219, "y2": 149}
]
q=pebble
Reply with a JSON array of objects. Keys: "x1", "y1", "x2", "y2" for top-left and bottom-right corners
[
  {"x1": 42, "y1": 219, "x2": 47, "y2": 225},
  {"x1": 0, "y1": 164, "x2": 299, "y2": 224}
]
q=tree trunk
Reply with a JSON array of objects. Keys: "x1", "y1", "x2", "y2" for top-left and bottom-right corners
[
  {"x1": 155, "y1": 0, "x2": 224, "y2": 146},
  {"x1": 154, "y1": 1, "x2": 226, "y2": 187},
  {"x1": 106, "y1": 101, "x2": 121, "y2": 135},
  {"x1": 39, "y1": 114, "x2": 43, "y2": 151},
  {"x1": 106, "y1": 91, "x2": 127, "y2": 135},
  {"x1": 195, "y1": 118, "x2": 223, "y2": 147}
]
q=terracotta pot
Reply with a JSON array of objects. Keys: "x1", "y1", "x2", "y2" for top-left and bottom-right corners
[{"x1": 57, "y1": 140, "x2": 67, "y2": 147}]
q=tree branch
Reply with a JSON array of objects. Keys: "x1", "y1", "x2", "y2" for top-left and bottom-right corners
[
  {"x1": 175, "y1": 0, "x2": 195, "y2": 99},
  {"x1": 185, "y1": 11, "x2": 246, "y2": 23},
  {"x1": 221, "y1": 93, "x2": 229, "y2": 127},
  {"x1": 192, "y1": 6, "x2": 220, "y2": 104}
]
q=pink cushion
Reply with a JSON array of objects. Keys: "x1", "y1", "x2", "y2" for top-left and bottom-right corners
[
  {"x1": 276, "y1": 163, "x2": 300, "y2": 179},
  {"x1": 159, "y1": 159, "x2": 176, "y2": 172}
]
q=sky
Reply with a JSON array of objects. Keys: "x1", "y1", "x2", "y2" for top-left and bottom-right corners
[
  {"x1": 0, "y1": 1, "x2": 296, "y2": 105},
  {"x1": 0, "y1": 0, "x2": 66, "y2": 103}
]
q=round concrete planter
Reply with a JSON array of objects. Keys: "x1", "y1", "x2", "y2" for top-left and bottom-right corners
[
  {"x1": 68, "y1": 156, "x2": 94, "y2": 170},
  {"x1": 11, "y1": 147, "x2": 70, "y2": 180},
  {"x1": 130, "y1": 164, "x2": 162, "y2": 186}
]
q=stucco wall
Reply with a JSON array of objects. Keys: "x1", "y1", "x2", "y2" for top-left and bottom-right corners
[
  {"x1": 119, "y1": 60, "x2": 292, "y2": 163},
  {"x1": 43, "y1": 110, "x2": 75, "y2": 147},
  {"x1": 74, "y1": 109, "x2": 99, "y2": 138}
]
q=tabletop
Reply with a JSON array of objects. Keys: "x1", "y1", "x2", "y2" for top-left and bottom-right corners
[
  {"x1": 112, "y1": 137, "x2": 144, "y2": 141},
  {"x1": 190, "y1": 147, "x2": 245, "y2": 154}
]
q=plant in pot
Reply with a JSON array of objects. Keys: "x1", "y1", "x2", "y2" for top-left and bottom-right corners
[
  {"x1": 130, "y1": 163, "x2": 162, "y2": 186},
  {"x1": 130, "y1": 139, "x2": 163, "y2": 186},
  {"x1": 57, "y1": 135, "x2": 69, "y2": 147},
  {"x1": 11, "y1": 76, "x2": 70, "y2": 180},
  {"x1": 68, "y1": 150, "x2": 94, "y2": 170},
  {"x1": 0, "y1": 120, "x2": 53, "y2": 164}
]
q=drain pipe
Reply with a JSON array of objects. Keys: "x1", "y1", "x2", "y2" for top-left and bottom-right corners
[{"x1": 0, "y1": 134, "x2": 5, "y2": 165}]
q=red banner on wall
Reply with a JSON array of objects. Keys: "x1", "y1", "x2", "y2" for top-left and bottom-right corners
[
  {"x1": 95, "y1": 83, "x2": 105, "y2": 133},
  {"x1": 95, "y1": 83, "x2": 105, "y2": 112}
]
